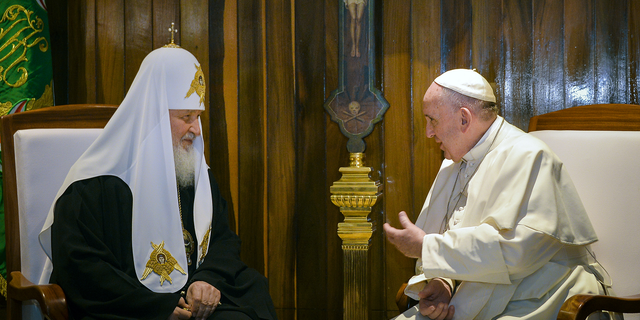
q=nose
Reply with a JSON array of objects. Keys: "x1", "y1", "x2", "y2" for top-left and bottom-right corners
[{"x1": 190, "y1": 119, "x2": 201, "y2": 137}]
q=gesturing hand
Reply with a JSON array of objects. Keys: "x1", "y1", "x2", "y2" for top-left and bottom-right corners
[
  {"x1": 168, "y1": 297, "x2": 192, "y2": 320},
  {"x1": 383, "y1": 211, "x2": 427, "y2": 258},
  {"x1": 419, "y1": 278, "x2": 455, "y2": 320},
  {"x1": 186, "y1": 281, "x2": 221, "y2": 320}
]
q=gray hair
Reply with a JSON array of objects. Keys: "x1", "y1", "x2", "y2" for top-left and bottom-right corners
[{"x1": 440, "y1": 86, "x2": 499, "y2": 121}]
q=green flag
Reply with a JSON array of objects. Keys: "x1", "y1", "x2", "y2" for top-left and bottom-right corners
[{"x1": 0, "y1": 0, "x2": 54, "y2": 298}]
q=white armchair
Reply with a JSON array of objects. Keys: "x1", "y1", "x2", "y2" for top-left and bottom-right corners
[
  {"x1": 528, "y1": 103, "x2": 640, "y2": 320},
  {"x1": 1, "y1": 105, "x2": 116, "y2": 320}
]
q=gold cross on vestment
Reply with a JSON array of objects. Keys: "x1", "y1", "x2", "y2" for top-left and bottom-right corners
[
  {"x1": 169, "y1": 22, "x2": 178, "y2": 43},
  {"x1": 164, "y1": 22, "x2": 180, "y2": 48}
]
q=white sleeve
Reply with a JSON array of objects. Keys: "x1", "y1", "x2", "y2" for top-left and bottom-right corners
[{"x1": 420, "y1": 223, "x2": 564, "y2": 285}]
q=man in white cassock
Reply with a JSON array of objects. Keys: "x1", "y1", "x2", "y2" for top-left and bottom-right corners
[
  {"x1": 384, "y1": 69, "x2": 618, "y2": 320},
  {"x1": 38, "y1": 46, "x2": 277, "y2": 320}
]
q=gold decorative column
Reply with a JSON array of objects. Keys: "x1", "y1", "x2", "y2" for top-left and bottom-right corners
[{"x1": 330, "y1": 153, "x2": 382, "y2": 320}]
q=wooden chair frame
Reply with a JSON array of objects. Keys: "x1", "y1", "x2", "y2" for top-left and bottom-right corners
[{"x1": 1, "y1": 104, "x2": 117, "y2": 320}]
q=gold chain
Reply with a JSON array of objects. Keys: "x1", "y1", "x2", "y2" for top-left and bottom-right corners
[{"x1": 177, "y1": 188, "x2": 195, "y2": 266}]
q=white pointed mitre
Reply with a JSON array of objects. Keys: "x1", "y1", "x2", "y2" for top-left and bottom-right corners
[
  {"x1": 434, "y1": 69, "x2": 496, "y2": 102},
  {"x1": 39, "y1": 47, "x2": 212, "y2": 293}
]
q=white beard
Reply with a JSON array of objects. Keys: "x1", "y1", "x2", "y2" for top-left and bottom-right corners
[{"x1": 174, "y1": 143, "x2": 195, "y2": 187}]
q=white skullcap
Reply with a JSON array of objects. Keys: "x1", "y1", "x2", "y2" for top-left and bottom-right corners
[{"x1": 434, "y1": 69, "x2": 496, "y2": 103}]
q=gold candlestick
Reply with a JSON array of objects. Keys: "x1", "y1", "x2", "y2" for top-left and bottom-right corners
[{"x1": 330, "y1": 153, "x2": 381, "y2": 319}]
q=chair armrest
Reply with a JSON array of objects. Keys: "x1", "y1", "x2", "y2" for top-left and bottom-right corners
[
  {"x1": 396, "y1": 282, "x2": 418, "y2": 313},
  {"x1": 7, "y1": 271, "x2": 68, "y2": 320},
  {"x1": 557, "y1": 293, "x2": 640, "y2": 320}
]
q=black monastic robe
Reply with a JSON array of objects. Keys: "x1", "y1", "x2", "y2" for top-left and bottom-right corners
[{"x1": 50, "y1": 171, "x2": 277, "y2": 320}]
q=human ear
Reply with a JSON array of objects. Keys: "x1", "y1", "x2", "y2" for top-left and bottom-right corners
[{"x1": 460, "y1": 107, "x2": 472, "y2": 133}]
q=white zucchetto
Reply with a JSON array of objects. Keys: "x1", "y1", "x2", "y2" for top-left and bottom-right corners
[{"x1": 434, "y1": 69, "x2": 496, "y2": 103}]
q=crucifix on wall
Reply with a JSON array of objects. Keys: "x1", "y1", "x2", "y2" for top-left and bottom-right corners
[{"x1": 325, "y1": 0, "x2": 388, "y2": 153}]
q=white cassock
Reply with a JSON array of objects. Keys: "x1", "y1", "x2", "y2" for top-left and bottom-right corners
[{"x1": 397, "y1": 116, "x2": 615, "y2": 320}]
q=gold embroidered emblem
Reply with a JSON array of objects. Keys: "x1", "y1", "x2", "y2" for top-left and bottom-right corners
[
  {"x1": 185, "y1": 64, "x2": 205, "y2": 106},
  {"x1": 198, "y1": 226, "x2": 211, "y2": 264},
  {"x1": 140, "y1": 241, "x2": 186, "y2": 286}
]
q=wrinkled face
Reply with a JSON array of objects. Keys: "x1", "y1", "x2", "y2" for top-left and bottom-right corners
[
  {"x1": 422, "y1": 84, "x2": 465, "y2": 162},
  {"x1": 169, "y1": 109, "x2": 202, "y2": 150}
]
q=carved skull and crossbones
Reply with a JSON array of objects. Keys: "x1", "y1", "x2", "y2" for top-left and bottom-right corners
[{"x1": 342, "y1": 101, "x2": 366, "y2": 123}]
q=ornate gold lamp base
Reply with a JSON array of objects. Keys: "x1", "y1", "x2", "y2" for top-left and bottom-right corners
[{"x1": 330, "y1": 153, "x2": 381, "y2": 319}]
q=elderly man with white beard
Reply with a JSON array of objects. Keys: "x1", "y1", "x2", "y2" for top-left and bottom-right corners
[{"x1": 38, "y1": 45, "x2": 277, "y2": 320}]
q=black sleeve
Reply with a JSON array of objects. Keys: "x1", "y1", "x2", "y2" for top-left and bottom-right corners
[
  {"x1": 50, "y1": 176, "x2": 180, "y2": 320},
  {"x1": 187, "y1": 172, "x2": 277, "y2": 320}
]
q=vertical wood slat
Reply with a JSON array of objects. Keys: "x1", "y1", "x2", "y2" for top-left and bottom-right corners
[
  {"x1": 124, "y1": 0, "x2": 152, "y2": 91},
  {"x1": 411, "y1": 0, "x2": 443, "y2": 224},
  {"x1": 630, "y1": 0, "x2": 640, "y2": 104},
  {"x1": 324, "y1": 0, "x2": 347, "y2": 319},
  {"x1": 95, "y1": 0, "x2": 125, "y2": 104},
  {"x1": 67, "y1": 0, "x2": 96, "y2": 103},
  {"x1": 502, "y1": 0, "x2": 533, "y2": 130},
  {"x1": 564, "y1": 0, "x2": 595, "y2": 108},
  {"x1": 382, "y1": 0, "x2": 414, "y2": 315},
  {"x1": 48, "y1": 0, "x2": 69, "y2": 105},
  {"x1": 264, "y1": 0, "x2": 296, "y2": 318},
  {"x1": 294, "y1": 0, "x2": 329, "y2": 318},
  {"x1": 152, "y1": 0, "x2": 180, "y2": 49},
  {"x1": 221, "y1": 0, "x2": 240, "y2": 232},
  {"x1": 471, "y1": 0, "x2": 501, "y2": 104},
  {"x1": 532, "y1": 0, "x2": 564, "y2": 117},
  {"x1": 594, "y1": 0, "x2": 628, "y2": 104},
  {"x1": 237, "y1": 0, "x2": 266, "y2": 276},
  {"x1": 209, "y1": 0, "x2": 236, "y2": 232},
  {"x1": 441, "y1": 0, "x2": 472, "y2": 70}
]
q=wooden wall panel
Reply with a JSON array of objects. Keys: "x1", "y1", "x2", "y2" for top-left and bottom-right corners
[
  {"x1": 153, "y1": 0, "x2": 180, "y2": 49},
  {"x1": 564, "y1": 0, "x2": 595, "y2": 108},
  {"x1": 631, "y1": 0, "x2": 640, "y2": 104},
  {"x1": 48, "y1": 0, "x2": 69, "y2": 105},
  {"x1": 124, "y1": 1, "x2": 152, "y2": 90},
  {"x1": 95, "y1": 0, "x2": 125, "y2": 104},
  {"x1": 594, "y1": 0, "x2": 628, "y2": 104},
  {"x1": 237, "y1": 0, "x2": 266, "y2": 277},
  {"x1": 441, "y1": 0, "x2": 472, "y2": 70},
  {"x1": 68, "y1": 0, "x2": 96, "y2": 103},
  {"x1": 532, "y1": 0, "x2": 564, "y2": 117},
  {"x1": 411, "y1": 0, "x2": 443, "y2": 224},
  {"x1": 382, "y1": 0, "x2": 414, "y2": 316},
  {"x1": 265, "y1": 0, "x2": 296, "y2": 318},
  {"x1": 209, "y1": 0, "x2": 236, "y2": 232},
  {"x1": 294, "y1": 0, "x2": 330, "y2": 319},
  {"x1": 471, "y1": 0, "x2": 501, "y2": 104},
  {"x1": 502, "y1": 0, "x2": 533, "y2": 129}
]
